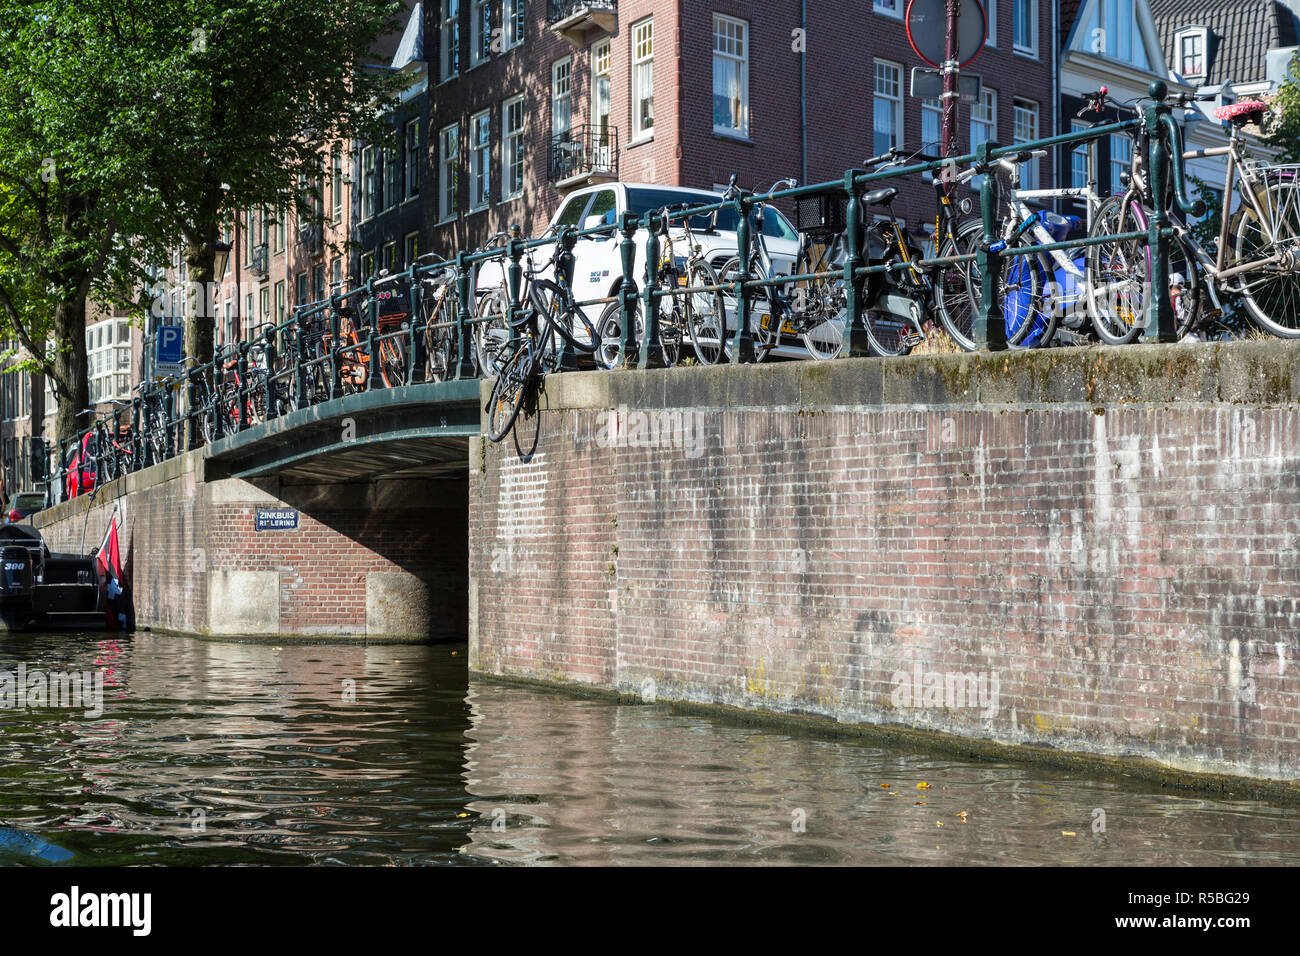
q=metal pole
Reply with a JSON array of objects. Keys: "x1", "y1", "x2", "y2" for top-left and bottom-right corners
[
  {"x1": 618, "y1": 212, "x2": 640, "y2": 367},
  {"x1": 640, "y1": 211, "x2": 666, "y2": 369},
  {"x1": 976, "y1": 140, "x2": 1007, "y2": 350},
  {"x1": 941, "y1": 0, "x2": 961, "y2": 193}
]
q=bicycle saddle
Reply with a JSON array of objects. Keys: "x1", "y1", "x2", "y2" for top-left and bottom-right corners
[{"x1": 863, "y1": 186, "x2": 898, "y2": 207}]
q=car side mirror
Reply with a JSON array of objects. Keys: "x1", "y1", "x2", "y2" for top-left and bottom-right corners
[{"x1": 583, "y1": 214, "x2": 615, "y2": 235}]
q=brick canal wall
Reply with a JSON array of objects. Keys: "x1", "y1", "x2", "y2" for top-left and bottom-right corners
[
  {"x1": 34, "y1": 452, "x2": 468, "y2": 642},
  {"x1": 470, "y1": 341, "x2": 1300, "y2": 785}
]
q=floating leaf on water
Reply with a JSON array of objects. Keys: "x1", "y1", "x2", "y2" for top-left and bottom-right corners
[
  {"x1": 1062, "y1": 830, "x2": 1076, "y2": 837},
  {"x1": 917, "y1": 782, "x2": 931, "y2": 790}
]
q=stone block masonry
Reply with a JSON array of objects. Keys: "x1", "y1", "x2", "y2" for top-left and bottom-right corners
[
  {"x1": 469, "y1": 341, "x2": 1300, "y2": 786},
  {"x1": 35, "y1": 452, "x2": 468, "y2": 642}
]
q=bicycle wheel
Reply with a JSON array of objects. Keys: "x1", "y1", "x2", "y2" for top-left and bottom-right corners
[
  {"x1": 98, "y1": 444, "x2": 117, "y2": 483},
  {"x1": 934, "y1": 218, "x2": 984, "y2": 351},
  {"x1": 424, "y1": 296, "x2": 457, "y2": 382},
  {"x1": 147, "y1": 407, "x2": 167, "y2": 464},
  {"x1": 1230, "y1": 172, "x2": 1300, "y2": 337},
  {"x1": 475, "y1": 289, "x2": 513, "y2": 374},
  {"x1": 1169, "y1": 236, "x2": 1203, "y2": 340},
  {"x1": 686, "y1": 262, "x2": 728, "y2": 364},
  {"x1": 717, "y1": 256, "x2": 779, "y2": 360},
  {"x1": 378, "y1": 335, "x2": 410, "y2": 388},
  {"x1": 1000, "y1": 237, "x2": 1053, "y2": 347},
  {"x1": 531, "y1": 279, "x2": 599, "y2": 354},
  {"x1": 485, "y1": 343, "x2": 530, "y2": 443},
  {"x1": 863, "y1": 303, "x2": 912, "y2": 357},
  {"x1": 795, "y1": 244, "x2": 847, "y2": 359},
  {"x1": 1087, "y1": 195, "x2": 1148, "y2": 344}
]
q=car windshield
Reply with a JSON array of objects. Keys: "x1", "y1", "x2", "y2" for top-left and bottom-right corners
[
  {"x1": 624, "y1": 188, "x2": 798, "y2": 241},
  {"x1": 13, "y1": 495, "x2": 43, "y2": 511}
]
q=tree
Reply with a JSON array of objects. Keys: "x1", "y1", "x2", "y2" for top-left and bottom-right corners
[
  {"x1": 1266, "y1": 50, "x2": 1300, "y2": 164},
  {"x1": 114, "y1": 0, "x2": 405, "y2": 365},
  {"x1": 0, "y1": 6, "x2": 165, "y2": 443}
]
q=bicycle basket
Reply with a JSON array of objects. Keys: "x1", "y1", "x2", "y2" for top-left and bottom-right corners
[{"x1": 794, "y1": 194, "x2": 847, "y2": 236}]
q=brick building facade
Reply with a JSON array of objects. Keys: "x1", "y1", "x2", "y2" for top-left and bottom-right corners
[{"x1": 424, "y1": 0, "x2": 1058, "y2": 253}]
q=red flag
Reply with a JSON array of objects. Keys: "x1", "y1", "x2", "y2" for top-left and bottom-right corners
[{"x1": 97, "y1": 515, "x2": 125, "y2": 630}]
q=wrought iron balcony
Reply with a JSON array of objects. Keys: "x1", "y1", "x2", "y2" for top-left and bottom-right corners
[
  {"x1": 249, "y1": 242, "x2": 269, "y2": 277},
  {"x1": 547, "y1": 0, "x2": 615, "y2": 45},
  {"x1": 549, "y1": 125, "x2": 618, "y2": 188},
  {"x1": 297, "y1": 222, "x2": 323, "y2": 253}
]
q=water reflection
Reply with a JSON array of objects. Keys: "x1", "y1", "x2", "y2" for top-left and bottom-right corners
[{"x1": 1, "y1": 633, "x2": 1298, "y2": 866}]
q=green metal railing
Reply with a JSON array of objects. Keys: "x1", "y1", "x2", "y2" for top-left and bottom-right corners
[{"x1": 48, "y1": 82, "x2": 1201, "y2": 503}]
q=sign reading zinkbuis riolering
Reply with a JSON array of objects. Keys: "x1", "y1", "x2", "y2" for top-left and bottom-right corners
[{"x1": 255, "y1": 508, "x2": 299, "y2": 532}]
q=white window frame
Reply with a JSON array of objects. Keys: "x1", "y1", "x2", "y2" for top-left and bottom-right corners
[
  {"x1": 552, "y1": 57, "x2": 573, "y2": 140},
  {"x1": 1013, "y1": 0, "x2": 1038, "y2": 58},
  {"x1": 404, "y1": 232, "x2": 419, "y2": 265},
  {"x1": 405, "y1": 119, "x2": 420, "y2": 200},
  {"x1": 361, "y1": 146, "x2": 377, "y2": 221},
  {"x1": 501, "y1": 94, "x2": 525, "y2": 201},
  {"x1": 712, "y1": 14, "x2": 750, "y2": 138},
  {"x1": 439, "y1": 122, "x2": 459, "y2": 222},
  {"x1": 872, "y1": 59, "x2": 903, "y2": 158},
  {"x1": 1070, "y1": 120, "x2": 1091, "y2": 189},
  {"x1": 1013, "y1": 98, "x2": 1040, "y2": 189},
  {"x1": 631, "y1": 17, "x2": 654, "y2": 141},
  {"x1": 921, "y1": 97, "x2": 943, "y2": 179},
  {"x1": 87, "y1": 319, "x2": 131, "y2": 403},
  {"x1": 440, "y1": 0, "x2": 460, "y2": 82},
  {"x1": 1176, "y1": 27, "x2": 1207, "y2": 79},
  {"x1": 469, "y1": 108, "x2": 492, "y2": 211},
  {"x1": 505, "y1": 0, "x2": 526, "y2": 49},
  {"x1": 970, "y1": 87, "x2": 997, "y2": 189},
  {"x1": 873, "y1": 0, "x2": 903, "y2": 18},
  {"x1": 1109, "y1": 133, "x2": 1132, "y2": 196},
  {"x1": 332, "y1": 148, "x2": 344, "y2": 221},
  {"x1": 470, "y1": 0, "x2": 491, "y2": 68},
  {"x1": 986, "y1": 0, "x2": 997, "y2": 47}
]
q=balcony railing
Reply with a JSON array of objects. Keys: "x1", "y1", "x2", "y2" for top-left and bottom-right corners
[
  {"x1": 250, "y1": 242, "x2": 269, "y2": 277},
  {"x1": 297, "y1": 222, "x2": 323, "y2": 253},
  {"x1": 547, "y1": 0, "x2": 615, "y2": 44},
  {"x1": 549, "y1": 125, "x2": 618, "y2": 187}
]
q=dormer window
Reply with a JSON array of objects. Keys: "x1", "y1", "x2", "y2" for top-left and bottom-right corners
[{"x1": 1176, "y1": 27, "x2": 1209, "y2": 79}]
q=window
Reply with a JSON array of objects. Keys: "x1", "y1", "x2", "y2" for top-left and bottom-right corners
[
  {"x1": 440, "y1": 0, "x2": 460, "y2": 80},
  {"x1": 873, "y1": 0, "x2": 902, "y2": 16},
  {"x1": 275, "y1": 280, "x2": 285, "y2": 324},
  {"x1": 404, "y1": 232, "x2": 419, "y2": 265},
  {"x1": 260, "y1": 287, "x2": 270, "y2": 324},
  {"x1": 921, "y1": 97, "x2": 943, "y2": 153},
  {"x1": 224, "y1": 300, "x2": 235, "y2": 344},
  {"x1": 384, "y1": 147, "x2": 400, "y2": 210},
  {"x1": 332, "y1": 148, "x2": 344, "y2": 221},
  {"x1": 591, "y1": 40, "x2": 611, "y2": 150},
  {"x1": 1178, "y1": 29, "x2": 1205, "y2": 78},
  {"x1": 382, "y1": 241, "x2": 397, "y2": 274},
  {"x1": 362, "y1": 146, "x2": 378, "y2": 220},
  {"x1": 439, "y1": 123, "x2": 459, "y2": 221},
  {"x1": 986, "y1": 0, "x2": 997, "y2": 47},
  {"x1": 405, "y1": 119, "x2": 421, "y2": 199},
  {"x1": 470, "y1": 108, "x2": 492, "y2": 210},
  {"x1": 86, "y1": 319, "x2": 131, "y2": 403},
  {"x1": 245, "y1": 293, "x2": 254, "y2": 337},
  {"x1": 632, "y1": 18, "x2": 654, "y2": 140},
  {"x1": 970, "y1": 87, "x2": 997, "y2": 158},
  {"x1": 1071, "y1": 120, "x2": 1091, "y2": 189},
  {"x1": 552, "y1": 57, "x2": 572, "y2": 140},
  {"x1": 554, "y1": 194, "x2": 589, "y2": 228},
  {"x1": 331, "y1": 258, "x2": 343, "y2": 292},
  {"x1": 873, "y1": 60, "x2": 902, "y2": 157},
  {"x1": 471, "y1": 0, "x2": 491, "y2": 67},
  {"x1": 276, "y1": 210, "x2": 286, "y2": 252},
  {"x1": 1013, "y1": 0, "x2": 1037, "y2": 57},
  {"x1": 1109, "y1": 134, "x2": 1131, "y2": 195},
  {"x1": 313, "y1": 264, "x2": 325, "y2": 300},
  {"x1": 502, "y1": 95, "x2": 525, "y2": 200},
  {"x1": 1013, "y1": 98, "x2": 1040, "y2": 189},
  {"x1": 296, "y1": 272, "x2": 309, "y2": 307},
  {"x1": 713, "y1": 15, "x2": 749, "y2": 137},
  {"x1": 361, "y1": 251, "x2": 375, "y2": 278},
  {"x1": 505, "y1": 0, "x2": 526, "y2": 48}
]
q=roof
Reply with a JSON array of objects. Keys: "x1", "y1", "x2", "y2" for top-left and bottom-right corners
[
  {"x1": 390, "y1": 2, "x2": 424, "y2": 70},
  {"x1": 1150, "y1": 0, "x2": 1298, "y2": 83}
]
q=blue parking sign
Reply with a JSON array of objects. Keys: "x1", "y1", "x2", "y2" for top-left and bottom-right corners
[{"x1": 156, "y1": 325, "x2": 184, "y2": 375}]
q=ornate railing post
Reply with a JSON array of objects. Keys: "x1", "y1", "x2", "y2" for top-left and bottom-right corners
[
  {"x1": 131, "y1": 394, "x2": 141, "y2": 471},
  {"x1": 507, "y1": 229, "x2": 526, "y2": 351},
  {"x1": 294, "y1": 311, "x2": 308, "y2": 410},
  {"x1": 455, "y1": 252, "x2": 476, "y2": 379},
  {"x1": 185, "y1": 364, "x2": 199, "y2": 451},
  {"x1": 640, "y1": 210, "x2": 667, "y2": 369},
  {"x1": 556, "y1": 226, "x2": 580, "y2": 370},
  {"x1": 211, "y1": 350, "x2": 225, "y2": 441},
  {"x1": 618, "y1": 211, "x2": 640, "y2": 367},
  {"x1": 329, "y1": 295, "x2": 343, "y2": 400},
  {"x1": 975, "y1": 140, "x2": 1007, "y2": 351},
  {"x1": 366, "y1": 277, "x2": 381, "y2": 391},
  {"x1": 263, "y1": 325, "x2": 278, "y2": 419},
  {"x1": 730, "y1": 190, "x2": 756, "y2": 364},
  {"x1": 407, "y1": 266, "x2": 421, "y2": 383},
  {"x1": 236, "y1": 341, "x2": 250, "y2": 432},
  {"x1": 843, "y1": 173, "x2": 872, "y2": 356}
]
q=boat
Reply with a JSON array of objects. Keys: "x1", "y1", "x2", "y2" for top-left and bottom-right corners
[{"x1": 0, "y1": 523, "x2": 107, "y2": 631}]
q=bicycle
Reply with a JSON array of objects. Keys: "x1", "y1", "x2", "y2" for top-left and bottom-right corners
[
  {"x1": 1084, "y1": 86, "x2": 1210, "y2": 343},
  {"x1": 484, "y1": 273, "x2": 598, "y2": 443},
  {"x1": 136, "y1": 379, "x2": 172, "y2": 465},
  {"x1": 415, "y1": 253, "x2": 465, "y2": 383},
  {"x1": 91, "y1": 402, "x2": 136, "y2": 481},
  {"x1": 594, "y1": 202, "x2": 727, "y2": 367}
]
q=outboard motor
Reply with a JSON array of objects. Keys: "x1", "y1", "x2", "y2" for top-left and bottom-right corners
[{"x1": 0, "y1": 545, "x2": 34, "y2": 612}]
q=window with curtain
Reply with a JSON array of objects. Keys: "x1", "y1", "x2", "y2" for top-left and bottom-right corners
[
  {"x1": 713, "y1": 15, "x2": 749, "y2": 137},
  {"x1": 632, "y1": 18, "x2": 654, "y2": 140},
  {"x1": 502, "y1": 95, "x2": 525, "y2": 200}
]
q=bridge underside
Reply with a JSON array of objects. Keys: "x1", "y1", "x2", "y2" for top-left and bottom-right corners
[{"x1": 206, "y1": 380, "x2": 480, "y2": 483}]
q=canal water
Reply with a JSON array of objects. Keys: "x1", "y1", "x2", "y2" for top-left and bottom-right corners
[{"x1": 1, "y1": 632, "x2": 1298, "y2": 866}]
